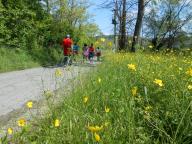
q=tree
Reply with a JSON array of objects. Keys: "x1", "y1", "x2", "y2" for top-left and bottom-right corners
[
  {"x1": 119, "y1": 0, "x2": 127, "y2": 50},
  {"x1": 101, "y1": 0, "x2": 135, "y2": 51},
  {"x1": 42, "y1": 0, "x2": 99, "y2": 45},
  {"x1": 131, "y1": 0, "x2": 145, "y2": 52},
  {"x1": 144, "y1": 0, "x2": 192, "y2": 50}
]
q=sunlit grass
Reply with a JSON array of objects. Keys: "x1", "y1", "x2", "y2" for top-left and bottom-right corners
[
  {"x1": 1, "y1": 51, "x2": 192, "y2": 143},
  {"x1": 0, "y1": 48, "x2": 39, "y2": 73}
]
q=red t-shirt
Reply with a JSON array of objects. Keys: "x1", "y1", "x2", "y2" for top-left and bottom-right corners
[
  {"x1": 63, "y1": 38, "x2": 73, "y2": 55},
  {"x1": 89, "y1": 46, "x2": 94, "y2": 53}
]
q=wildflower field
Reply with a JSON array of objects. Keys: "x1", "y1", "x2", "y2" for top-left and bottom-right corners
[{"x1": 1, "y1": 52, "x2": 192, "y2": 144}]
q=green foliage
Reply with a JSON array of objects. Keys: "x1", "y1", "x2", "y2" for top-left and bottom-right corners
[
  {"x1": 0, "y1": 0, "x2": 100, "y2": 72},
  {"x1": 0, "y1": 0, "x2": 49, "y2": 48},
  {"x1": 3, "y1": 52, "x2": 192, "y2": 143},
  {"x1": 0, "y1": 48, "x2": 39, "y2": 72},
  {"x1": 145, "y1": 0, "x2": 192, "y2": 50}
]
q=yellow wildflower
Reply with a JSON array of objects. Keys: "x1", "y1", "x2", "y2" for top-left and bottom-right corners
[
  {"x1": 55, "y1": 69, "x2": 63, "y2": 77},
  {"x1": 186, "y1": 68, "x2": 192, "y2": 76},
  {"x1": 154, "y1": 79, "x2": 164, "y2": 87},
  {"x1": 94, "y1": 133, "x2": 101, "y2": 142},
  {"x1": 98, "y1": 78, "x2": 101, "y2": 83},
  {"x1": 131, "y1": 87, "x2": 137, "y2": 96},
  {"x1": 127, "y1": 64, "x2": 136, "y2": 71},
  {"x1": 7, "y1": 128, "x2": 13, "y2": 135},
  {"x1": 188, "y1": 85, "x2": 192, "y2": 90},
  {"x1": 26, "y1": 101, "x2": 33, "y2": 108},
  {"x1": 108, "y1": 42, "x2": 112, "y2": 47},
  {"x1": 54, "y1": 119, "x2": 60, "y2": 127},
  {"x1": 17, "y1": 118, "x2": 26, "y2": 127},
  {"x1": 148, "y1": 45, "x2": 153, "y2": 49},
  {"x1": 100, "y1": 38, "x2": 105, "y2": 42},
  {"x1": 83, "y1": 96, "x2": 88, "y2": 103},
  {"x1": 87, "y1": 125, "x2": 103, "y2": 132},
  {"x1": 105, "y1": 106, "x2": 110, "y2": 113}
]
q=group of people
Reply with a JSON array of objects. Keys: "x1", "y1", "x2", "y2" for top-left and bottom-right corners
[{"x1": 62, "y1": 35, "x2": 101, "y2": 65}]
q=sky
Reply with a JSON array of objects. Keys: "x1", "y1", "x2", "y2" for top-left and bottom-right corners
[{"x1": 88, "y1": 0, "x2": 113, "y2": 35}]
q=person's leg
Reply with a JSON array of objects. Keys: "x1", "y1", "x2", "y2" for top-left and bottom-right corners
[
  {"x1": 64, "y1": 55, "x2": 72, "y2": 66},
  {"x1": 90, "y1": 52, "x2": 93, "y2": 64},
  {"x1": 68, "y1": 55, "x2": 72, "y2": 65}
]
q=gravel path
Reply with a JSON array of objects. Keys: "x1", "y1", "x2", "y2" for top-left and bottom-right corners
[{"x1": 0, "y1": 64, "x2": 93, "y2": 118}]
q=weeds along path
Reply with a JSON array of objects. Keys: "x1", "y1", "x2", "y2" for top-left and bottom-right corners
[{"x1": 0, "y1": 63, "x2": 97, "y2": 136}]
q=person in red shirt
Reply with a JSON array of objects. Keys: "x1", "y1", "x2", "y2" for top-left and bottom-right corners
[
  {"x1": 88, "y1": 43, "x2": 95, "y2": 64},
  {"x1": 62, "y1": 34, "x2": 73, "y2": 65}
]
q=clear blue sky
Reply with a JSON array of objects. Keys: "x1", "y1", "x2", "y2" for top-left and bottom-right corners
[{"x1": 88, "y1": 0, "x2": 113, "y2": 35}]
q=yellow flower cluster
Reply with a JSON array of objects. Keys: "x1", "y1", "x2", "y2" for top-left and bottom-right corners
[
  {"x1": 128, "y1": 64, "x2": 136, "y2": 71},
  {"x1": 26, "y1": 101, "x2": 33, "y2": 108},
  {"x1": 148, "y1": 45, "x2": 153, "y2": 49},
  {"x1": 7, "y1": 128, "x2": 13, "y2": 135},
  {"x1": 131, "y1": 87, "x2": 138, "y2": 96},
  {"x1": 17, "y1": 118, "x2": 26, "y2": 127},
  {"x1": 83, "y1": 96, "x2": 88, "y2": 103},
  {"x1": 186, "y1": 68, "x2": 192, "y2": 76},
  {"x1": 54, "y1": 119, "x2": 60, "y2": 127},
  {"x1": 94, "y1": 133, "x2": 101, "y2": 142},
  {"x1": 108, "y1": 42, "x2": 112, "y2": 47},
  {"x1": 188, "y1": 85, "x2": 192, "y2": 90},
  {"x1": 98, "y1": 77, "x2": 101, "y2": 83},
  {"x1": 100, "y1": 38, "x2": 106, "y2": 42},
  {"x1": 154, "y1": 79, "x2": 164, "y2": 87},
  {"x1": 87, "y1": 125, "x2": 103, "y2": 142},
  {"x1": 105, "y1": 106, "x2": 110, "y2": 113},
  {"x1": 88, "y1": 125, "x2": 103, "y2": 133}
]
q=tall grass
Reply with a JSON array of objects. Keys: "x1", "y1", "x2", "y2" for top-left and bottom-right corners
[
  {"x1": 1, "y1": 52, "x2": 192, "y2": 144},
  {"x1": 0, "y1": 48, "x2": 38, "y2": 72},
  {"x1": 0, "y1": 47, "x2": 62, "y2": 73}
]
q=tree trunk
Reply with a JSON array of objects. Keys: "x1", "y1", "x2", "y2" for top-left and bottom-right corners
[
  {"x1": 131, "y1": 0, "x2": 144, "y2": 52},
  {"x1": 118, "y1": 0, "x2": 126, "y2": 51}
]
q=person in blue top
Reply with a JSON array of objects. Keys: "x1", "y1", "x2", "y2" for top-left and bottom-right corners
[{"x1": 72, "y1": 42, "x2": 79, "y2": 62}]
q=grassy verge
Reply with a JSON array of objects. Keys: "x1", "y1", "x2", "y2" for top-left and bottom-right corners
[
  {"x1": 1, "y1": 52, "x2": 192, "y2": 143},
  {"x1": 0, "y1": 47, "x2": 62, "y2": 73}
]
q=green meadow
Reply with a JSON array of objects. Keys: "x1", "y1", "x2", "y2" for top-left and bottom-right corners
[{"x1": 2, "y1": 52, "x2": 192, "y2": 144}]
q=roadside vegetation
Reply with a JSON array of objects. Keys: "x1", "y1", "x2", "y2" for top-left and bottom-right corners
[
  {"x1": 0, "y1": 0, "x2": 100, "y2": 73},
  {"x1": 1, "y1": 51, "x2": 191, "y2": 144},
  {"x1": 0, "y1": 46, "x2": 63, "y2": 73},
  {"x1": 0, "y1": 0, "x2": 192, "y2": 143}
]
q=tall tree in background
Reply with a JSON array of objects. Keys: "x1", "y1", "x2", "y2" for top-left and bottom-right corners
[
  {"x1": 101, "y1": 0, "x2": 143, "y2": 51},
  {"x1": 0, "y1": 0, "x2": 100, "y2": 49},
  {"x1": 119, "y1": 0, "x2": 127, "y2": 50},
  {"x1": 49, "y1": 0, "x2": 100, "y2": 45},
  {"x1": 145, "y1": 0, "x2": 192, "y2": 50},
  {"x1": 131, "y1": 0, "x2": 145, "y2": 52}
]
